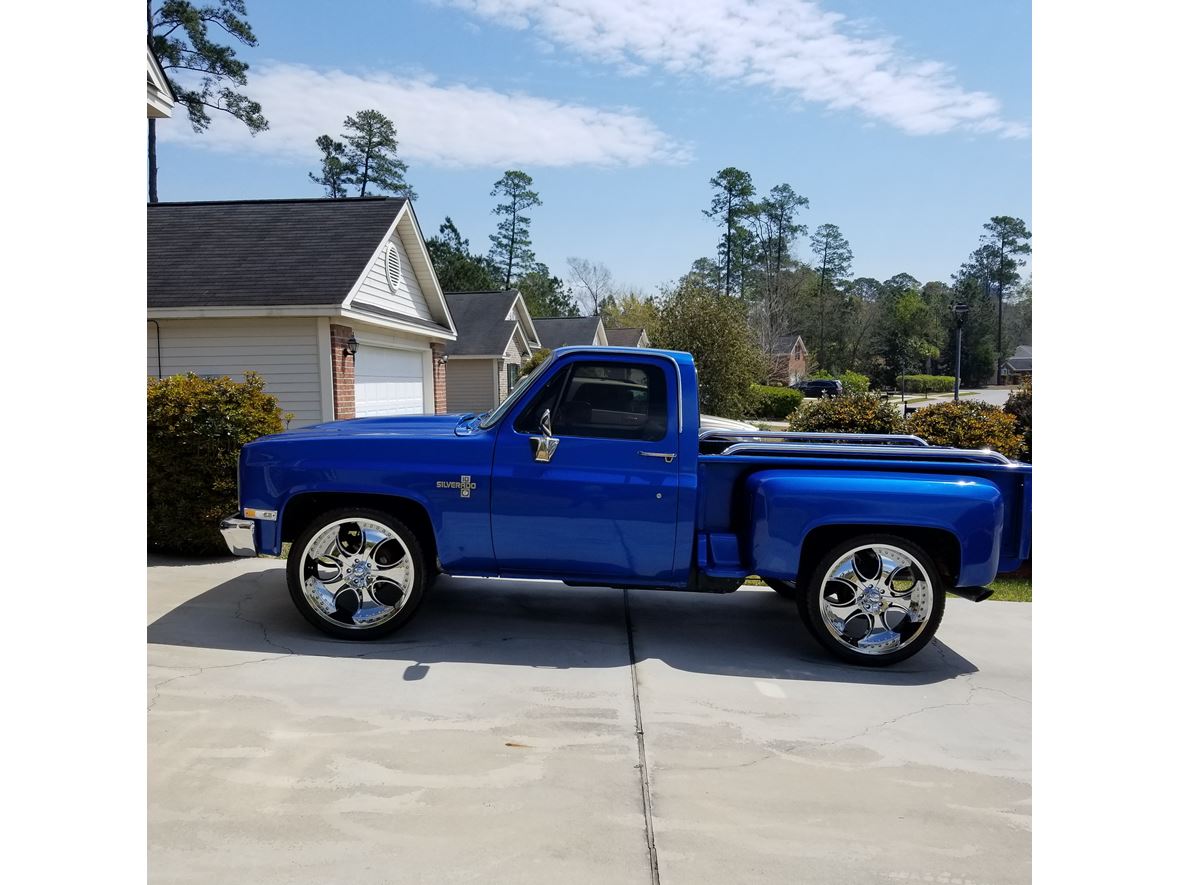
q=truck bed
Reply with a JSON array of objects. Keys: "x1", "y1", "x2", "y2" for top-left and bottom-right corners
[{"x1": 694, "y1": 430, "x2": 1032, "y2": 582}]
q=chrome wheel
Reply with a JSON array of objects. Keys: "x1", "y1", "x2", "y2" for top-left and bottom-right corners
[
  {"x1": 817, "y1": 543, "x2": 934, "y2": 656},
  {"x1": 299, "y1": 517, "x2": 415, "y2": 630}
]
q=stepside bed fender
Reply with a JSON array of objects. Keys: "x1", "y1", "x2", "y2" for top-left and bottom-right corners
[{"x1": 745, "y1": 469, "x2": 1004, "y2": 587}]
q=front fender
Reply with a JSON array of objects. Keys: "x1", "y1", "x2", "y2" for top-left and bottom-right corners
[{"x1": 746, "y1": 469, "x2": 1004, "y2": 587}]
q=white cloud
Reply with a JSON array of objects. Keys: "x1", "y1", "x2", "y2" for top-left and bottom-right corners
[
  {"x1": 441, "y1": 0, "x2": 1028, "y2": 138},
  {"x1": 158, "y1": 62, "x2": 689, "y2": 167}
]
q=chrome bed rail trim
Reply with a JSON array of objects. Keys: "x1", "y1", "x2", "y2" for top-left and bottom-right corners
[
  {"x1": 699, "y1": 430, "x2": 931, "y2": 446},
  {"x1": 715, "y1": 442, "x2": 1012, "y2": 465}
]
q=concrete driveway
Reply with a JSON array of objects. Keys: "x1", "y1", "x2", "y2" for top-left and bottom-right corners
[{"x1": 149, "y1": 557, "x2": 1031, "y2": 885}]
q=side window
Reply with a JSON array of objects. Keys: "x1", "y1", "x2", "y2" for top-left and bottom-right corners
[
  {"x1": 550, "y1": 362, "x2": 668, "y2": 441},
  {"x1": 507, "y1": 363, "x2": 520, "y2": 391},
  {"x1": 514, "y1": 366, "x2": 571, "y2": 434}
]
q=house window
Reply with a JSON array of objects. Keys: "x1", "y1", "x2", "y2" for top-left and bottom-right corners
[{"x1": 507, "y1": 362, "x2": 520, "y2": 391}]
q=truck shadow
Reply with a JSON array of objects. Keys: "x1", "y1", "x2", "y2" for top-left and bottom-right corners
[{"x1": 148, "y1": 570, "x2": 977, "y2": 686}]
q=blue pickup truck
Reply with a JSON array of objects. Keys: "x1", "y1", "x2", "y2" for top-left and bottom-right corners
[{"x1": 221, "y1": 346, "x2": 1031, "y2": 667}]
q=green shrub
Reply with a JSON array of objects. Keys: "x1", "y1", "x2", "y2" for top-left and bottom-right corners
[
  {"x1": 519, "y1": 347, "x2": 551, "y2": 376},
  {"x1": 837, "y1": 371, "x2": 870, "y2": 394},
  {"x1": 748, "y1": 384, "x2": 804, "y2": 420},
  {"x1": 810, "y1": 369, "x2": 834, "y2": 379},
  {"x1": 896, "y1": 374, "x2": 955, "y2": 393},
  {"x1": 1004, "y1": 378, "x2": 1032, "y2": 461},
  {"x1": 790, "y1": 392, "x2": 904, "y2": 434},
  {"x1": 905, "y1": 400, "x2": 1023, "y2": 459},
  {"x1": 148, "y1": 372, "x2": 290, "y2": 555}
]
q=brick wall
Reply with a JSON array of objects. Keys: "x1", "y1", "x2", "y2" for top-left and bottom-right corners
[
  {"x1": 431, "y1": 342, "x2": 447, "y2": 414},
  {"x1": 330, "y1": 324, "x2": 355, "y2": 420}
]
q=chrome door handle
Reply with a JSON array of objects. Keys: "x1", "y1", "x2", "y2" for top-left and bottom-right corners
[{"x1": 639, "y1": 451, "x2": 676, "y2": 463}]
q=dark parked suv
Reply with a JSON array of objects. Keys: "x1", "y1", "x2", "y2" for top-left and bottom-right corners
[{"x1": 794, "y1": 379, "x2": 843, "y2": 398}]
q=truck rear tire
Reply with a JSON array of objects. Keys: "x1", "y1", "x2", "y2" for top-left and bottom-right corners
[
  {"x1": 286, "y1": 508, "x2": 428, "y2": 640},
  {"x1": 796, "y1": 533, "x2": 945, "y2": 666}
]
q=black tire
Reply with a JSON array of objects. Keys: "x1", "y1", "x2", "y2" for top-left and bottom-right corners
[
  {"x1": 762, "y1": 577, "x2": 796, "y2": 598},
  {"x1": 286, "y1": 507, "x2": 428, "y2": 641},
  {"x1": 795, "y1": 533, "x2": 945, "y2": 667}
]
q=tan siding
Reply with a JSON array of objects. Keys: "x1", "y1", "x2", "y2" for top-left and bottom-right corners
[
  {"x1": 147, "y1": 317, "x2": 324, "y2": 428},
  {"x1": 500, "y1": 334, "x2": 525, "y2": 402},
  {"x1": 446, "y1": 359, "x2": 497, "y2": 413},
  {"x1": 351, "y1": 231, "x2": 433, "y2": 322}
]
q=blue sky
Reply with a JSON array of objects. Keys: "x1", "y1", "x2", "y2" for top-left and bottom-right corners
[{"x1": 155, "y1": 0, "x2": 1031, "y2": 293}]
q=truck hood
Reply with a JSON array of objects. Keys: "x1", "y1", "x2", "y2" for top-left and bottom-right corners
[{"x1": 266, "y1": 413, "x2": 472, "y2": 442}]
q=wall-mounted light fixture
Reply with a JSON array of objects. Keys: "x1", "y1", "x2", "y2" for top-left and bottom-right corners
[
  {"x1": 344, "y1": 335, "x2": 358, "y2": 359},
  {"x1": 435, "y1": 353, "x2": 449, "y2": 367}
]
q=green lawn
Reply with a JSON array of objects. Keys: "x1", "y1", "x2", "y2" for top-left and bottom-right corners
[{"x1": 986, "y1": 575, "x2": 1032, "y2": 602}]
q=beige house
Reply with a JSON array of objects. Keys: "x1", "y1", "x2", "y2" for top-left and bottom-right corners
[
  {"x1": 147, "y1": 44, "x2": 175, "y2": 118},
  {"x1": 443, "y1": 290, "x2": 542, "y2": 413},
  {"x1": 148, "y1": 197, "x2": 456, "y2": 428}
]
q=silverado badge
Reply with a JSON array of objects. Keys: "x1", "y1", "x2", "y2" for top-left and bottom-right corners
[{"x1": 437, "y1": 475, "x2": 477, "y2": 498}]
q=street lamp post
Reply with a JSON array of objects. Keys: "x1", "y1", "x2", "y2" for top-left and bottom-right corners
[{"x1": 952, "y1": 301, "x2": 969, "y2": 402}]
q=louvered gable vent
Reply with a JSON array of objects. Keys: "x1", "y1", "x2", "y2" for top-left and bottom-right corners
[{"x1": 384, "y1": 241, "x2": 402, "y2": 292}]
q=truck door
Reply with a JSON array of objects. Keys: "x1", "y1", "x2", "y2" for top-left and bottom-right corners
[{"x1": 490, "y1": 355, "x2": 681, "y2": 582}]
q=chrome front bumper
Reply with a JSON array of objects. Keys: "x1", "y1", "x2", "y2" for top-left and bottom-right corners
[{"x1": 220, "y1": 516, "x2": 258, "y2": 557}]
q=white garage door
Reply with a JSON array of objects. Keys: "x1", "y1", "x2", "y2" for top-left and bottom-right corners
[{"x1": 355, "y1": 345, "x2": 425, "y2": 416}]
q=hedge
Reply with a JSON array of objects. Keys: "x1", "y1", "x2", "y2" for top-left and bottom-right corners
[
  {"x1": 896, "y1": 374, "x2": 955, "y2": 393},
  {"x1": 748, "y1": 384, "x2": 804, "y2": 420},
  {"x1": 790, "y1": 392, "x2": 904, "y2": 434},
  {"x1": 1004, "y1": 379, "x2": 1032, "y2": 461},
  {"x1": 148, "y1": 372, "x2": 290, "y2": 555},
  {"x1": 904, "y1": 400, "x2": 1023, "y2": 459}
]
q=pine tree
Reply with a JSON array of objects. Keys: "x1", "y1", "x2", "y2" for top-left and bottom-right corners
[
  {"x1": 308, "y1": 135, "x2": 353, "y2": 198},
  {"x1": 148, "y1": 0, "x2": 268, "y2": 201},
  {"x1": 702, "y1": 167, "x2": 756, "y2": 296},
  {"x1": 488, "y1": 171, "x2": 542, "y2": 289},
  {"x1": 809, "y1": 224, "x2": 854, "y2": 370},
  {"x1": 342, "y1": 110, "x2": 415, "y2": 198}
]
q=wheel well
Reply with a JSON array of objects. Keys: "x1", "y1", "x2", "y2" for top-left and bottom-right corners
[
  {"x1": 281, "y1": 492, "x2": 439, "y2": 569},
  {"x1": 798, "y1": 524, "x2": 960, "y2": 586}
]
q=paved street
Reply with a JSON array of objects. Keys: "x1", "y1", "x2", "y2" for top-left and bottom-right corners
[
  {"x1": 149, "y1": 557, "x2": 1031, "y2": 885},
  {"x1": 892, "y1": 387, "x2": 1016, "y2": 411}
]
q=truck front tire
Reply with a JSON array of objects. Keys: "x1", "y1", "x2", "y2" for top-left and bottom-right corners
[
  {"x1": 796, "y1": 533, "x2": 946, "y2": 666},
  {"x1": 286, "y1": 508, "x2": 428, "y2": 640}
]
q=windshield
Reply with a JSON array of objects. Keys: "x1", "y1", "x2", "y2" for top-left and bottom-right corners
[{"x1": 478, "y1": 353, "x2": 555, "y2": 429}]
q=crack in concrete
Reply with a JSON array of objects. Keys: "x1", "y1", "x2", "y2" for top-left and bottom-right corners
[
  {"x1": 802, "y1": 670, "x2": 1024, "y2": 750},
  {"x1": 147, "y1": 653, "x2": 290, "y2": 712},
  {"x1": 233, "y1": 588, "x2": 295, "y2": 655},
  {"x1": 149, "y1": 587, "x2": 295, "y2": 712}
]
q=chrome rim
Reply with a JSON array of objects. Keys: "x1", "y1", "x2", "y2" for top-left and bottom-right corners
[
  {"x1": 817, "y1": 544, "x2": 934, "y2": 656},
  {"x1": 300, "y1": 518, "x2": 414, "y2": 630}
]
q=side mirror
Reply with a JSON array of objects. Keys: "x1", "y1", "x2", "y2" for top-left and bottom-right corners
[{"x1": 531, "y1": 408, "x2": 559, "y2": 463}]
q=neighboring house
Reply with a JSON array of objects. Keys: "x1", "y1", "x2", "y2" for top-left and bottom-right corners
[
  {"x1": 770, "y1": 333, "x2": 808, "y2": 384},
  {"x1": 148, "y1": 197, "x2": 457, "y2": 428},
  {"x1": 147, "y1": 43, "x2": 175, "y2": 118},
  {"x1": 444, "y1": 290, "x2": 541, "y2": 413},
  {"x1": 533, "y1": 316, "x2": 609, "y2": 349},
  {"x1": 1001, "y1": 344, "x2": 1032, "y2": 382},
  {"x1": 604, "y1": 327, "x2": 650, "y2": 348}
]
